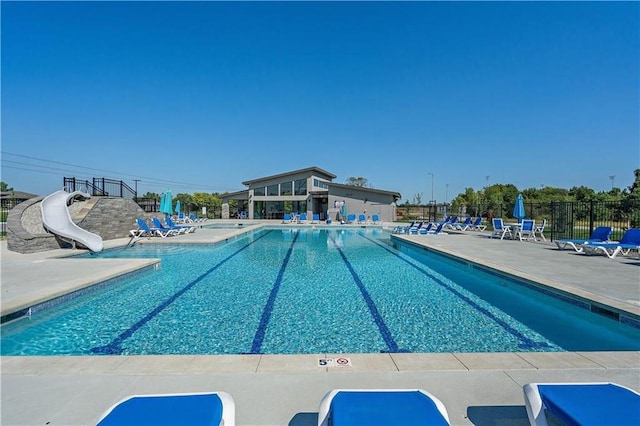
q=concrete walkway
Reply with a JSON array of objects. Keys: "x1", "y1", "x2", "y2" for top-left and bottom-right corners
[{"x1": 1, "y1": 222, "x2": 639, "y2": 425}]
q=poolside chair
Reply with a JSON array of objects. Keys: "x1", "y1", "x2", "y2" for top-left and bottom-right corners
[
  {"x1": 533, "y1": 218, "x2": 547, "y2": 241},
  {"x1": 523, "y1": 382, "x2": 640, "y2": 426},
  {"x1": 516, "y1": 219, "x2": 536, "y2": 242},
  {"x1": 358, "y1": 214, "x2": 366, "y2": 224},
  {"x1": 372, "y1": 214, "x2": 380, "y2": 224},
  {"x1": 318, "y1": 389, "x2": 450, "y2": 426},
  {"x1": 283, "y1": 213, "x2": 292, "y2": 224},
  {"x1": 165, "y1": 216, "x2": 196, "y2": 233},
  {"x1": 409, "y1": 221, "x2": 425, "y2": 234},
  {"x1": 152, "y1": 217, "x2": 187, "y2": 235},
  {"x1": 347, "y1": 214, "x2": 356, "y2": 224},
  {"x1": 189, "y1": 213, "x2": 206, "y2": 223},
  {"x1": 490, "y1": 218, "x2": 512, "y2": 240},
  {"x1": 135, "y1": 218, "x2": 176, "y2": 238},
  {"x1": 97, "y1": 391, "x2": 235, "y2": 426},
  {"x1": 312, "y1": 213, "x2": 320, "y2": 224},
  {"x1": 581, "y1": 228, "x2": 640, "y2": 259},
  {"x1": 418, "y1": 222, "x2": 434, "y2": 234},
  {"x1": 554, "y1": 226, "x2": 613, "y2": 252},
  {"x1": 298, "y1": 213, "x2": 307, "y2": 223},
  {"x1": 445, "y1": 216, "x2": 459, "y2": 230},
  {"x1": 454, "y1": 217, "x2": 472, "y2": 231},
  {"x1": 393, "y1": 221, "x2": 415, "y2": 234},
  {"x1": 420, "y1": 222, "x2": 447, "y2": 235},
  {"x1": 468, "y1": 217, "x2": 486, "y2": 232}
]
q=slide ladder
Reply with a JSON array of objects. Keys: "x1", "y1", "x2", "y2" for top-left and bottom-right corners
[{"x1": 41, "y1": 190, "x2": 104, "y2": 252}]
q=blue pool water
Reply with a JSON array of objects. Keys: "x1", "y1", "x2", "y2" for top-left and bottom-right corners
[{"x1": 2, "y1": 228, "x2": 639, "y2": 355}]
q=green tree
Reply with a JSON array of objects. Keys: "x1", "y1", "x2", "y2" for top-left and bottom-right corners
[
  {"x1": 345, "y1": 177, "x2": 370, "y2": 187},
  {"x1": 412, "y1": 193, "x2": 423, "y2": 205},
  {"x1": 568, "y1": 186, "x2": 596, "y2": 201},
  {"x1": 0, "y1": 181, "x2": 13, "y2": 192}
]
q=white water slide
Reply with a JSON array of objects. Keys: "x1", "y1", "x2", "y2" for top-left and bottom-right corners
[{"x1": 41, "y1": 190, "x2": 103, "y2": 252}]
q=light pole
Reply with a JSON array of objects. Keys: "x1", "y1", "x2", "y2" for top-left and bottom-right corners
[
  {"x1": 428, "y1": 173, "x2": 434, "y2": 222},
  {"x1": 133, "y1": 179, "x2": 140, "y2": 201},
  {"x1": 445, "y1": 183, "x2": 449, "y2": 217}
]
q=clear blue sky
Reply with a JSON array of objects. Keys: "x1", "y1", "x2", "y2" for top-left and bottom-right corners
[{"x1": 2, "y1": 1, "x2": 638, "y2": 202}]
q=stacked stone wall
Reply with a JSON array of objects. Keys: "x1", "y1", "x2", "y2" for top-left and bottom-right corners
[
  {"x1": 7, "y1": 196, "x2": 147, "y2": 253},
  {"x1": 77, "y1": 198, "x2": 145, "y2": 240}
]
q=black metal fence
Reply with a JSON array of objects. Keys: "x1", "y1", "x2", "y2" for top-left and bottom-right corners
[
  {"x1": 398, "y1": 200, "x2": 640, "y2": 241},
  {"x1": 63, "y1": 177, "x2": 136, "y2": 198}
]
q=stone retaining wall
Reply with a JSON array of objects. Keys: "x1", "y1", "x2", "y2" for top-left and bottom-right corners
[{"x1": 7, "y1": 196, "x2": 147, "y2": 253}]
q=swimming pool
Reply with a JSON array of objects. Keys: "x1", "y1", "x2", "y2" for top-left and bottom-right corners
[{"x1": 2, "y1": 228, "x2": 639, "y2": 355}]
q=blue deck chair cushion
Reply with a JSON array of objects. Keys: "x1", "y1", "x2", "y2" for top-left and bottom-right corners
[
  {"x1": 325, "y1": 390, "x2": 449, "y2": 426},
  {"x1": 97, "y1": 392, "x2": 234, "y2": 426},
  {"x1": 528, "y1": 383, "x2": 640, "y2": 426}
]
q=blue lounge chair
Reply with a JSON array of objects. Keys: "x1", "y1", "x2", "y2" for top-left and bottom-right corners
[
  {"x1": 418, "y1": 222, "x2": 434, "y2": 234},
  {"x1": 97, "y1": 391, "x2": 235, "y2": 426},
  {"x1": 283, "y1": 213, "x2": 292, "y2": 223},
  {"x1": 393, "y1": 221, "x2": 415, "y2": 234},
  {"x1": 454, "y1": 217, "x2": 472, "y2": 231},
  {"x1": 468, "y1": 217, "x2": 486, "y2": 232},
  {"x1": 298, "y1": 213, "x2": 307, "y2": 223},
  {"x1": 312, "y1": 213, "x2": 320, "y2": 224},
  {"x1": 135, "y1": 218, "x2": 176, "y2": 238},
  {"x1": 445, "y1": 216, "x2": 459, "y2": 230},
  {"x1": 347, "y1": 214, "x2": 356, "y2": 224},
  {"x1": 318, "y1": 389, "x2": 450, "y2": 426},
  {"x1": 523, "y1": 382, "x2": 640, "y2": 426},
  {"x1": 554, "y1": 226, "x2": 613, "y2": 252},
  {"x1": 420, "y1": 222, "x2": 447, "y2": 235},
  {"x1": 372, "y1": 214, "x2": 380, "y2": 224},
  {"x1": 165, "y1": 216, "x2": 196, "y2": 233},
  {"x1": 581, "y1": 228, "x2": 640, "y2": 259},
  {"x1": 189, "y1": 213, "x2": 206, "y2": 223},
  {"x1": 152, "y1": 217, "x2": 187, "y2": 235},
  {"x1": 358, "y1": 214, "x2": 366, "y2": 224},
  {"x1": 409, "y1": 221, "x2": 425, "y2": 234}
]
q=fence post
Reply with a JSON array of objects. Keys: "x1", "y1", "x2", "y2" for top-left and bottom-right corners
[{"x1": 589, "y1": 200, "x2": 595, "y2": 236}]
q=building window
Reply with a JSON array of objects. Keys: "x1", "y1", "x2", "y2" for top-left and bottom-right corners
[
  {"x1": 313, "y1": 179, "x2": 328, "y2": 189},
  {"x1": 280, "y1": 181, "x2": 292, "y2": 196},
  {"x1": 294, "y1": 178, "x2": 307, "y2": 195},
  {"x1": 254, "y1": 186, "x2": 265, "y2": 196},
  {"x1": 267, "y1": 184, "x2": 278, "y2": 196}
]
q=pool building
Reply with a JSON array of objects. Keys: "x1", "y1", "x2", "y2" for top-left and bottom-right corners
[{"x1": 220, "y1": 166, "x2": 401, "y2": 222}]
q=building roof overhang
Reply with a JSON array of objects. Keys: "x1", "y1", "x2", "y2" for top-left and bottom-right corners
[{"x1": 242, "y1": 166, "x2": 336, "y2": 186}]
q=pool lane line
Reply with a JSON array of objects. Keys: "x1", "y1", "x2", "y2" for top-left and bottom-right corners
[
  {"x1": 360, "y1": 234, "x2": 549, "y2": 349},
  {"x1": 329, "y1": 235, "x2": 401, "y2": 353},
  {"x1": 90, "y1": 230, "x2": 273, "y2": 355},
  {"x1": 249, "y1": 231, "x2": 300, "y2": 354}
]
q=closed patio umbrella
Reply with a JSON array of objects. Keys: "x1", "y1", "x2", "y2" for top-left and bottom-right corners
[
  {"x1": 160, "y1": 190, "x2": 173, "y2": 216},
  {"x1": 175, "y1": 200, "x2": 181, "y2": 215},
  {"x1": 513, "y1": 193, "x2": 525, "y2": 222}
]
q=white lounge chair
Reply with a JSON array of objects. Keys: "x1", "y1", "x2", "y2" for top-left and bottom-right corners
[
  {"x1": 554, "y1": 226, "x2": 612, "y2": 252},
  {"x1": 581, "y1": 228, "x2": 640, "y2": 259},
  {"x1": 97, "y1": 391, "x2": 235, "y2": 426},
  {"x1": 468, "y1": 217, "x2": 486, "y2": 232},
  {"x1": 318, "y1": 389, "x2": 450, "y2": 426},
  {"x1": 523, "y1": 382, "x2": 640, "y2": 426}
]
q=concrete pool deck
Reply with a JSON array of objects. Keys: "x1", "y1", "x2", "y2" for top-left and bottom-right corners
[{"x1": 1, "y1": 222, "x2": 639, "y2": 425}]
